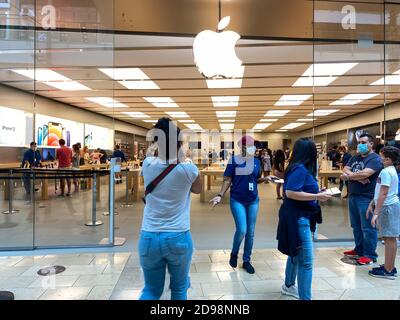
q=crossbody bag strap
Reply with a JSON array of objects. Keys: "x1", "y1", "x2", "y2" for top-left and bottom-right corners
[{"x1": 143, "y1": 163, "x2": 178, "y2": 203}]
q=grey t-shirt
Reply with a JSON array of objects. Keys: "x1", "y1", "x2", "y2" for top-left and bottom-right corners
[{"x1": 141, "y1": 157, "x2": 199, "y2": 232}]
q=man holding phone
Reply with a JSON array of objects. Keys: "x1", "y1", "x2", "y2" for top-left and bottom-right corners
[{"x1": 340, "y1": 133, "x2": 383, "y2": 265}]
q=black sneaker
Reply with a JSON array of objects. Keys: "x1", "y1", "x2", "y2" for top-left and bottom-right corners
[
  {"x1": 229, "y1": 253, "x2": 238, "y2": 268},
  {"x1": 373, "y1": 265, "x2": 397, "y2": 276},
  {"x1": 242, "y1": 262, "x2": 255, "y2": 274},
  {"x1": 368, "y1": 265, "x2": 396, "y2": 280}
]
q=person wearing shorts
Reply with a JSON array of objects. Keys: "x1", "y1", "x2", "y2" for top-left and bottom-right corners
[{"x1": 367, "y1": 146, "x2": 400, "y2": 279}]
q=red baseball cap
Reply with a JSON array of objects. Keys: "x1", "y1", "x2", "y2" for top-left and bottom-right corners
[{"x1": 238, "y1": 135, "x2": 257, "y2": 147}]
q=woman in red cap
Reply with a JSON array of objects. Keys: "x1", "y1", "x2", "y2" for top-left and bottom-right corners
[{"x1": 210, "y1": 135, "x2": 267, "y2": 274}]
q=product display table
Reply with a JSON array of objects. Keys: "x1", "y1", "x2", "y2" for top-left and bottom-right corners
[
  {"x1": 319, "y1": 169, "x2": 343, "y2": 189},
  {"x1": 199, "y1": 167, "x2": 225, "y2": 203}
]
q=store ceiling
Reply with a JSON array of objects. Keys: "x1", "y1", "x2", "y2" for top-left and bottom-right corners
[{"x1": 0, "y1": 32, "x2": 399, "y2": 133}]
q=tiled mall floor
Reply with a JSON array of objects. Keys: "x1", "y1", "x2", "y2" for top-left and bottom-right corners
[{"x1": 1, "y1": 246, "x2": 400, "y2": 300}]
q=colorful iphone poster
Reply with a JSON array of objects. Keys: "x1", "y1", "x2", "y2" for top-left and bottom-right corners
[{"x1": 35, "y1": 114, "x2": 84, "y2": 147}]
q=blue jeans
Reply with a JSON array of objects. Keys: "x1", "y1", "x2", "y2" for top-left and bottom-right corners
[
  {"x1": 348, "y1": 195, "x2": 378, "y2": 260},
  {"x1": 284, "y1": 217, "x2": 313, "y2": 300},
  {"x1": 230, "y1": 197, "x2": 259, "y2": 262},
  {"x1": 138, "y1": 231, "x2": 193, "y2": 300}
]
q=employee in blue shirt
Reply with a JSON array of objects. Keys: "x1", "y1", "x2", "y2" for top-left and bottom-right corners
[
  {"x1": 21, "y1": 141, "x2": 41, "y2": 196},
  {"x1": 112, "y1": 145, "x2": 127, "y2": 184},
  {"x1": 210, "y1": 135, "x2": 267, "y2": 274},
  {"x1": 277, "y1": 138, "x2": 331, "y2": 300}
]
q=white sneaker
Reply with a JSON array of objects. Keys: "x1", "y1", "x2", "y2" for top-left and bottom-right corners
[{"x1": 281, "y1": 284, "x2": 299, "y2": 299}]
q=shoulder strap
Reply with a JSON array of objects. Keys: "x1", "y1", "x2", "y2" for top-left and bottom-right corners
[{"x1": 143, "y1": 163, "x2": 178, "y2": 203}]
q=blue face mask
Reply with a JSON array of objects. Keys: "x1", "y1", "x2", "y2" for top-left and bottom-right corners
[
  {"x1": 388, "y1": 140, "x2": 395, "y2": 146},
  {"x1": 357, "y1": 143, "x2": 369, "y2": 154}
]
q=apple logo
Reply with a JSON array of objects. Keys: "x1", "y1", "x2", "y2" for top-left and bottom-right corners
[{"x1": 193, "y1": 16, "x2": 243, "y2": 79}]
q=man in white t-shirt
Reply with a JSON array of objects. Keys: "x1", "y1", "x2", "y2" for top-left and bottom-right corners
[{"x1": 367, "y1": 146, "x2": 400, "y2": 280}]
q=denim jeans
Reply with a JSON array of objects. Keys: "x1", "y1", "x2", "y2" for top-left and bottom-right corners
[
  {"x1": 284, "y1": 217, "x2": 313, "y2": 300},
  {"x1": 138, "y1": 230, "x2": 193, "y2": 300},
  {"x1": 230, "y1": 197, "x2": 259, "y2": 262},
  {"x1": 348, "y1": 195, "x2": 378, "y2": 260}
]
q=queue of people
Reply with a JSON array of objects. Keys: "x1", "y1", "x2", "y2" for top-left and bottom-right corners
[{"x1": 137, "y1": 118, "x2": 400, "y2": 301}]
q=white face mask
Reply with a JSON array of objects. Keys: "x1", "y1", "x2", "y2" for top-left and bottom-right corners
[{"x1": 246, "y1": 146, "x2": 256, "y2": 155}]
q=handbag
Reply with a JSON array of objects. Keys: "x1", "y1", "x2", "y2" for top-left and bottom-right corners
[{"x1": 142, "y1": 163, "x2": 178, "y2": 204}]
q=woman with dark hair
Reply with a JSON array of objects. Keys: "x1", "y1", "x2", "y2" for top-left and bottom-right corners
[
  {"x1": 210, "y1": 135, "x2": 267, "y2": 274},
  {"x1": 273, "y1": 150, "x2": 286, "y2": 199},
  {"x1": 277, "y1": 138, "x2": 331, "y2": 300},
  {"x1": 138, "y1": 118, "x2": 202, "y2": 300}
]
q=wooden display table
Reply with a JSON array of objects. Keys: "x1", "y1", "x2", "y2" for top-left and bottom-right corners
[
  {"x1": 319, "y1": 170, "x2": 343, "y2": 188},
  {"x1": 200, "y1": 168, "x2": 225, "y2": 203}
]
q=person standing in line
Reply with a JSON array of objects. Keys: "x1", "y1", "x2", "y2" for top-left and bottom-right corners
[
  {"x1": 261, "y1": 149, "x2": 272, "y2": 180},
  {"x1": 338, "y1": 146, "x2": 352, "y2": 198},
  {"x1": 273, "y1": 149, "x2": 286, "y2": 200},
  {"x1": 138, "y1": 118, "x2": 202, "y2": 300},
  {"x1": 367, "y1": 146, "x2": 400, "y2": 279},
  {"x1": 210, "y1": 135, "x2": 267, "y2": 274},
  {"x1": 21, "y1": 141, "x2": 41, "y2": 197},
  {"x1": 112, "y1": 145, "x2": 127, "y2": 184},
  {"x1": 284, "y1": 147, "x2": 291, "y2": 160},
  {"x1": 82, "y1": 146, "x2": 91, "y2": 165},
  {"x1": 277, "y1": 138, "x2": 331, "y2": 300},
  {"x1": 56, "y1": 139, "x2": 73, "y2": 197},
  {"x1": 90, "y1": 148, "x2": 103, "y2": 164},
  {"x1": 340, "y1": 133, "x2": 383, "y2": 265},
  {"x1": 71, "y1": 144, "x2": 81, "y2": 192}
]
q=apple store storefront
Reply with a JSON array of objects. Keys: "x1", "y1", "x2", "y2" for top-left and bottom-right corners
[{"x1": 0, "y1": 0, "x2": 400, "y2": 253}]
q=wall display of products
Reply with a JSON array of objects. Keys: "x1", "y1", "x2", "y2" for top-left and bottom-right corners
[
  {"x1": 0, "y1": 106, "x2": 32, "y2": 147},
  {"x1": 221, "y1": 141, "x2": 234, "y2": 149},
  {"x1": 348, "y1": 123, "x2": 380, "y2": 151},
  {"x1": 36, "y1": 114, "x2": 84, "y2": 148},
  {"x1": 84, "y1": 124, "x2": 114, "y2": 150}
]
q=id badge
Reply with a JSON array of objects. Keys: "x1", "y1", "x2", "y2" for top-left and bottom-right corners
[{"x1": 249, "y1": 183, "x2": 254, "y2": 191}]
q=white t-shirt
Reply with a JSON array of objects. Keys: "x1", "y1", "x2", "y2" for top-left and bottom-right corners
[
  {"x1": 141, "y1": 157, "x2": 199, "y2": 232},
  {"x1": 374, "y1": 165, "x2": 399, "y2": 206}
]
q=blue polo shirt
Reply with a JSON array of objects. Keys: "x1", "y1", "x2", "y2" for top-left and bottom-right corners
[
  {"x1": 283, "y1": 164, "x2": 319, "y2": 219},
  {"x1": 21, "y1": 149, "x2": 41, "y2": 167},
  {"x1": 112, "y1": 150, "x2": 127, "y2": 162},
  {"x1": 224, "y1": 156, "x2": 261, "y2": 205}
]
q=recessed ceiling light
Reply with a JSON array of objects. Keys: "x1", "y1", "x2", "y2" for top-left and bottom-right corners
[
  {"x1": 253, "y1": 130, "x2": 262, "y2": 132},
  {"x1": 297, "y1": 118, "x2": 315, "y2": 122},
  {"x1": 275, "y1": 95, "x2": 312, "y2": 106},
  {"x1": 85, "y1": 97, "x2": 129, "y2": 108},
  {"x1": 165, "y1": 111, "x2": 189, "y2": 118},
  {"x1": 122, "y1": 111, "x2": 150, "y2": 118},
  {"x1": 11, "y1": 68, "x2": 91, "y2": 91},
  {"x1": 370, "y1": 70, "x2": 400, "y2": 85},
  {"x1": 293, "y1": 63, "x2": 358, "y2": 87},
  {"x1": 260, "y1": 119, "x2": 278, "y2": 122},
  {"x1": 11, "y1": 68, "x2": 69, "y2": 81},
  {"x1": 218, "y1": 119, "x2": 235, "y2": 123},
  {"x1": 216, "y1": 111, "x2": 237, "y2": 118},
  {"x1": 275, "y1": 130, "x2": 288, "y2": 132},
  {"x1": 211, "y1": 96, "x2": 239, "y2": 107},
  {"x1": 253, "y1": 123, "x2": 271, "y2": 130},
  {"x1": 178, "y1": 120, "x2": 195, "y2": 123},
  {"x1": 264, "y1": 110, "x2": 290, "y2": 117},
  {"x1": 206, "y1": 66, "x2": 244, "y2": 89},
  {"x1": 144, "y1": 97, "x2": 179, "y2": 108},
  {"x1": 307, "y1": 109, "x2": 339, "y2": 116},
  {"x1": 143, "y1": 119, "x2": 158, "y2": 123},
  {"x1": 330, "y1": 93, "x2": 379, "y2": 105},
  {"x1": 119, "y1": 80, "x2": 160, "y2": 90},
  {"x1": 220, "y1": 123, "x2": 235, "y2": 130},
  {"x1": 99, "y1": 68, "x2": 159, "y2": 89},
  {"x1": 280, "y1": 122, "x2": 306, "y2": 130},
  {"x1": 185, "y1": 124, "x2": 203, "y2": 130}
]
